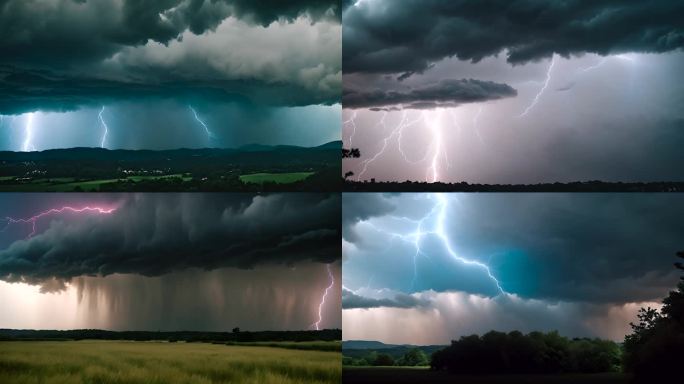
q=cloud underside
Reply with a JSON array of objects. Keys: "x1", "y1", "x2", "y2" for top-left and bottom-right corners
[
  {"x1": 343, "y1": 0, "x2": 684, "y2": 76},
  {"x1": 0, "y1": 194, "x2": 340, "y2": 291},
  {"x1": 342, "y1": 290, "x2": 661, "y2": 343},
  {"x1": 342, "y1": 288, "x2": 429, "y2": 309},
  {"x1": 343, "y1": 79, "x2": 517, "y2": 110},
  {"x1": 0, "y1": 0, "x2": 341, "y2": 113}
]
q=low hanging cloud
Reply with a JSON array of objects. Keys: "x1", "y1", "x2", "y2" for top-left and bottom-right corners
[
  {"x1": 343, "y1": 0, "x2": 684, "y2": 76},
  {"x1": 342, "y1": 288, "x2": 429, "y2": 309},
  {"x1": 343, "y1": 79, "x2": 517, "y2": 110},
  {"x1": 0, "y1": 193, "x2": 340, "y2": 291},
  {"x1": 342, "y1": 290, "x2": 663, "y2": 344}
]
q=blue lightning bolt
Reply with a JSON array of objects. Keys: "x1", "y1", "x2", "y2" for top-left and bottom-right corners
[
  {"x1": 361, "y1": 194, "x2": 506, "y2": 294},
  {"x1": 189, "y1": 105, "x2": 214, "y2": 143},
  {"x1": 21, "y1": 113, "x2": 36, "y2": 152},
  {"x1": 518, "y1": 55, "x2": 556, "y2": 117},
  {"x1": 98, "y1": 106, "x2": 109, "y2": 149}
]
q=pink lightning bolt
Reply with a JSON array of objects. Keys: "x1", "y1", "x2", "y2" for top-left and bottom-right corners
[
  {"x1": 312, "y1": 264, "x2": 335, "y2": 330},
  {"x1": 3, "y1": 206, "x2": 117, "y2": 238}
]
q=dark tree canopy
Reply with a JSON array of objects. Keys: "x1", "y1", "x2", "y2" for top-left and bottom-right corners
[
  {"x1": 431, "y1": 330, "x2": 620, "y2": 375},
  {"x1": 623, "y1": 251, "x2": 684, "y2": 382}
]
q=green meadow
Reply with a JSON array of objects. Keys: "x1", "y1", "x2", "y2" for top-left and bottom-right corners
[
  {"x1": 239, "y1": 172, "x2": 314, "y2": 185},
  {"x1": 0, "y1": 340, "x2": 341, "y2": 384}
]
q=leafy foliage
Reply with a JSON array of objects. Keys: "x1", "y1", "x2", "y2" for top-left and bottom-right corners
[
  {"x1": 430, "y1": 331, "x2": 621, "y2": 374},
  {"x1": 622, "y1": 251, "x2": 684, "y2": 382}
]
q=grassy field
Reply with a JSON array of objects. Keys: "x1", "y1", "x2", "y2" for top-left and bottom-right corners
[
  {"x1": 342, "y1": 367, "x2": 631, "y2": 384},
  {"x1": 222, "y1": 340, "x2": 340, "y2": 352},
  {"x1": 0, "y1": 174, "x2": 192, "y2": 192},
  {"x1": 0, "y1": 340, "x2": 341, "y2": 384},
  {"x1": 239, "y1": 172, "x2": 314, "y2": 185}
]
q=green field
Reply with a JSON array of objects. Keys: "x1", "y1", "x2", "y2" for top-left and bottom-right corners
[
  {"x1": 0, "y1": 341, "x2": 341, "y2": 384},
  {"x1": 239, "y1": 172, "x2": 314, "y2": 184},
  {"x1": 342, "y1": 367, "x2": 630, "y2": 384},
  {"x1": 0, "y1": 174, "x2": 192, "y2": 192}
]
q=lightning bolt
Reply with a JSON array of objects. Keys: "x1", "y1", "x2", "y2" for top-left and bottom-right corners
[
  {"x1": 472, "y1": 106, "x2": 485, "y2": 146},
  {"x1": 579, "y1": 57, "x2": 608, "y2": 73},
  {"x1": 426, "y1": 110, "x2": 446, "y2": 182},
  {"x1": 518, "y1": 55, "x2": 556, "y2": 117},
  {"x1": 21, "y1": 113, "x2": 36, "y2": 152},
  {"x1": 189, "y1": 105, "x2": 214, "y2": 143},
  {"x1": 360, "y1": 194, "x2": 506, "y2": 294},
  {"x1": 355, "y1": 111, "x2": 435, "y2": 181},
  {"x1": 98, "y1": 106, "x2": 109, "y2": 149},
  {"x1": 2, "y1": 206, "x2": 117, "y2": 239},
  {"x1": 312, "y1": 264, "x2": 335, "y2": 331},
  {"x1": 344, "y1": 110, "x2": 358, "y2": 148}
]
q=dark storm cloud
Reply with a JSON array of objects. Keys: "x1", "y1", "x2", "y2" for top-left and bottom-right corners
[
  {"x1": 0, "y1": 193, "x2": 340, "y2": 290},
  {"x1": 343, "y1": 194, "x2": 684, "y2": 304},
  {"x1": 343, "y1": 79, "x2": 517, "y2": 110},
  {"x1": 0, "y1": 0, "x2": 340, "y2": 113},
  {"x1": 0, "y1": 65, "x2": 334, "y2": 114},
  {"x1": 343, "y1": 0, "x2": 684, "y2": 76},
  {"x1": 0, "y1": 0, "x2": 339, "y2": 64},
  {"x1": 342, "y1": 193, "x2": 396, "y2": 243},
  {"x1": 342, "y1": 288, "x2": 428, "y2": 309},
  {"x1": 228, "y1": 0, "x2": 342, "y2": 25}
]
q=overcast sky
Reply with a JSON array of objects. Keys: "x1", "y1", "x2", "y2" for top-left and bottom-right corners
[
  {"x1": 342, "y1": 193, "x2": 684, "y2": 344},
  {"x1": 0, "y1": 193, "x2": 341, "y2": 331},
  {"x1": 0, "y1": 0, "x2": 342, "y2": 150},
  {"x1": 342, "y1": 0, "x2": 684, "y2": 183}
]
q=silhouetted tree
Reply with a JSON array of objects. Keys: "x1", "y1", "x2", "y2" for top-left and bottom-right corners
[
  {"x1": 623, "y1": 251, "x2": 684, "y2": 382},
  {"x1": 342, "y1": 148, "x2": 361, "y2": 158},
  {"x1": 232, "y1": 327, "x2": 240, "y2": 333}
]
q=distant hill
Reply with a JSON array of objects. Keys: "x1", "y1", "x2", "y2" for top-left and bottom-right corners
[
  {"x1": 343, "y1": 340, "x2": 401, "y2": 350},
  {"x1": 0, "y1": 142, "x2": 341, "y2": 192}
]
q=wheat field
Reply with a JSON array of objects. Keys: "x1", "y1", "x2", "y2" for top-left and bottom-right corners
[{"x1": 0, "y1": 340, "x2": 341, "y2": 384}]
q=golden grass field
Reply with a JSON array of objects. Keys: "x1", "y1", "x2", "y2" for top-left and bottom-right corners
[{"x1": 0, "y1": 340, "x2": 341, "y2": 384}]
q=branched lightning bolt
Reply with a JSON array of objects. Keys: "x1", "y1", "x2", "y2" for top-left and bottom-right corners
[
  {"x1": 189, "y1": 105, "x2": 214, "y2": 143},
  {"x1": 361, "y1": 194, "x2": 506, "y2": 294},
  {"x1": 518, "y1": 55, "x2": 556, "y2": 117},
  {"x1": 21, "y1": 113, "x2": 36, "y2": 152},
  {"x1": 2, "y1": 206, "x2": 117, "y2": 239},
  {"x1": 355, "y1": 111, "x2": 444, "y2": 182},
  {"x1": 312, "y1": 264, "x2": 335, "y2": 330},
  {"x1": 98, "y1": 106, "x2": 109, "y2": 149}
]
